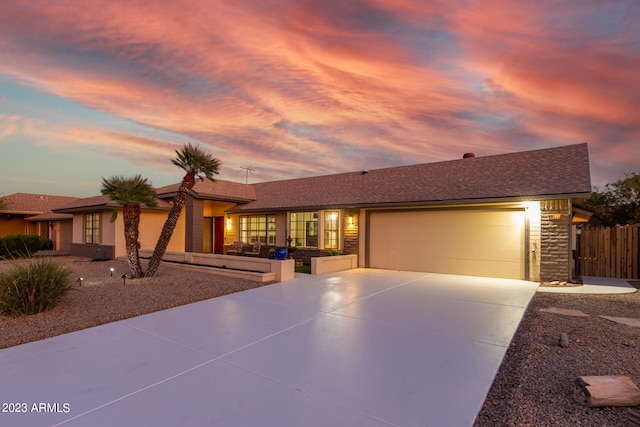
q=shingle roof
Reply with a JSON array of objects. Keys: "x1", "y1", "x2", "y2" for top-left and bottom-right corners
[
  {"x1": 0, "y1": 193, "x2": 80, "y2": 215},
  {"x1": 53, "y1": 195, "x2": 172, "y2": 213},
  {"x1": 25, "y1": 212, "x2": 73, "y2": 222},
  {"x1": 39, "y1": 144, "x2": 592, "y2": 214},
  {"x1": 231, "y1": 143, "x2": 592, "y2": 212},
  {"x1": 155, "y1": 179, "x2": 256, "y2": 202}
]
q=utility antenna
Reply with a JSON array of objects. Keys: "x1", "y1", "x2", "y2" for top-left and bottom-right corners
[{"x1": 240, "y1": 166, "x2": 255, "y2": 184}]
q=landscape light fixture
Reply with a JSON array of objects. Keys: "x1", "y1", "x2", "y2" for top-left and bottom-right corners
[
  {"x1": 121, "y1": 274, "x2": 127, "y2": 285},
  {"x1": 77, "y1": 277, "x2": 83, "y2": 286},
  {"x1": 109, "y1": 267, "x2": 114, "y2": 277}
]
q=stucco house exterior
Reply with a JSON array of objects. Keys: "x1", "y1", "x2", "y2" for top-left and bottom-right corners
[
  {"x1": 53, "y1": 195, "x2": 175, "y2": 260},
  {"x1": 53, "y1": 143, "x2": 592, "y2": 282},
  {"x1": 0, "y1": 193, "x2": 79, "y2": 251}
]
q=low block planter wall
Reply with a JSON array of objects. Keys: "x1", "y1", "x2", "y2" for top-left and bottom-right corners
[
  {"x1": 138, "y1": 250, "x2": 294, "y2": 282},
  {"x1": 311, "y1": 254, "x2": 358, "y2": 275}
]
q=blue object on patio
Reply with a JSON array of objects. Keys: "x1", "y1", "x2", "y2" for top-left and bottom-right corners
[{"x1": 275, "y1": 248, "x2": 288, "y2": 260}]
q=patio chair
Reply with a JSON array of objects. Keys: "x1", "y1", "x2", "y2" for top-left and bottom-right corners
[
  {"x1": 227, "y1": 241, "x2": 244, "y2": 255},
  {"x1": 249, "y1": 241, "x2": 262, "y2": 256}
]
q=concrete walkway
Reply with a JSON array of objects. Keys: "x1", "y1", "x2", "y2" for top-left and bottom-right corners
[
  {"x1": 537, "y1": 276, "x2": 637, "y2": 294},
  {"x1": 0, "y1": 269, "x2": 538, "y2": 427}
]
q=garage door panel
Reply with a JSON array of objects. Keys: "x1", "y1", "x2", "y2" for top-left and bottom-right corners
[{"x1": 369, "y1": 209, "x2": 525, "y2": 279}]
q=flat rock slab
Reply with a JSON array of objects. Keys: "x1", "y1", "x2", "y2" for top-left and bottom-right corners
[
  {"x1": 599, "y1": 316, "x2": 640, "y2": 328},
  {"x1": 539, "y1": 307, "x2": 590, "y2": 317},
  {"x1": 576, "y1": 375, "x2": 640, "y2": 407}
]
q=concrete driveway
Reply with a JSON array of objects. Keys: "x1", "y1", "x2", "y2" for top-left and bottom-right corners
[{"x1": 0, "y1": 269, "x2": 538, "y2": 427}]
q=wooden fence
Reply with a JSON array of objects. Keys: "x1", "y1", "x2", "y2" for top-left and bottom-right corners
[{"x1": 578, "y1": 226, "x2": 639, "y2": 279}]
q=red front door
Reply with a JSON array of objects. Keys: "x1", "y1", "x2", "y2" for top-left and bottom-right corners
[{"x1": 214, "y1": 217, "x2": 225, "y2": 254}]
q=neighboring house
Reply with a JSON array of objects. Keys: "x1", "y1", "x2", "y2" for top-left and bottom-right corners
[
  {"x1": 0, "y1": 193, "x2": 79, "y2": 251},
  {"x1": 53, "y1": 143, "x2": 592, "y2": 282},
  {"x1": 53, "y1": 195, "x2": 174, "y2": 260}
]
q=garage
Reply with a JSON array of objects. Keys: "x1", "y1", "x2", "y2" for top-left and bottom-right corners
[{"x1": 368, "y1": 208, "x2": 526, "y2": 279}]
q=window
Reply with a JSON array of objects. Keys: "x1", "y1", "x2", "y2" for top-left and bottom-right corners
[
  {"x1": 324, "y1": 211, "x2": 339, "y2": 249},
  {"x1": 240, "y1": 215, "x2": 276, "y2": 245},
  {"x1": 290, "y1": 212, "x2": 318, "y2": 247},
  {"x1": 85, "y1": 213, "x2": 100, "y2": 244}
]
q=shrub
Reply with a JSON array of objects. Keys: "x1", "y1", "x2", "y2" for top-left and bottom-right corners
[
  {"x1": 0, "y1": 234, "x2": 50, "y2": 258},
  {"x1": 0, "y1": 258, "x2": 75, "y2": 315},
  {"x1": 326, "y1": 249, "x2": 342, "y2": 256}
]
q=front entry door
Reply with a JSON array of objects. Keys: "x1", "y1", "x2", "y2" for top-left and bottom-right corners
[{"x1": 214, "y1": 217, "x2": 225, "y2": 254}]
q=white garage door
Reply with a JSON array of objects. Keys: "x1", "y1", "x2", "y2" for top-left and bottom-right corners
[{"x1": 368, "y1": 209, "x2": 525, "y2": 279}]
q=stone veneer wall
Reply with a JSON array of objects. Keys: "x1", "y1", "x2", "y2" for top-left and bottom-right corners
[
  {"x1": 342, "y1": 210, "x2": 359, "y2": 255},
  {"x1": 540, "y1": 199, "x2": 571, "y2": 282}
]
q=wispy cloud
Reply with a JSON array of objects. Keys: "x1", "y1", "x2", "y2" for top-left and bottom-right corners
[{"x1": 0, "y1": 0, "x2": 638, "y2": 193}]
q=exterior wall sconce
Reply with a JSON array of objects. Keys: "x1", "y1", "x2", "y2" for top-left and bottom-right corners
[
  {"x1": 348, "y1": 216, "x2": 354, "y2": 228},
  {"x1": 226, "y1": 218, "x2": 232, "y2": 230}
]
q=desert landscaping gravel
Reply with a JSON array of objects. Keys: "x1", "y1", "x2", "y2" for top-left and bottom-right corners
[
  {"x1": 475, "y1": 285, "x2": 640, "y2": 426},
  {"x1": 1, "y1": 256, "x2": 639, "y2": 426},
  {"x1": 0, "y1": 256, "x2": 271, "y2": 349}
]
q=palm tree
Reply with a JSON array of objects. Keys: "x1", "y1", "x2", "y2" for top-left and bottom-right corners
[
  {"x1": 145, "y1": 143, "x2": 221, "y2": 277},
  {"x1": 101, "y1": 175, "x2": 158, "y2": 278}
]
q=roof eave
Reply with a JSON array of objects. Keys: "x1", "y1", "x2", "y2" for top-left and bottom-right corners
[
  {"x1": 158, "y1": 191, "x2": 254, "y2": 204},
  {"x1": 54, "y1": 204, "x2": 171, "y2": 214},
  {"x1": 0, "y1": 210, "x2": 43, "y2": 215},
  {"x1": 227, "y1": 192, "x2": 593, "y2": 213}
]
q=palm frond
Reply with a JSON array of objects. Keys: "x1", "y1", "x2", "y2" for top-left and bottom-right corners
[
  {"x1": 100, "y1": 174, "x2": 158, "y2": 207},
  {"x1": 171, "y1": 143, "x2": 221, "y2": 181}
]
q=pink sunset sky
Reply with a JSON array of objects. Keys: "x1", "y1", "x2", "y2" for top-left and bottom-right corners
[{"x1": 0, "y1": 0, "x2": 638, "y2": 197}]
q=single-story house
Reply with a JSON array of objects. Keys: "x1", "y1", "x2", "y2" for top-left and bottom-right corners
[
  {"x1": 52, "y1": 195, "x2": 174, "y2": 260},
  {"x1": 0, "y1": 193, "x2": 79, "y2": 251},
  {"x1": 53, "y1": 143, "x2": 592, "y2": 282}
]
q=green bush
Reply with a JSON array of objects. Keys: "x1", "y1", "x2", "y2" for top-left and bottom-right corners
[
  {"x1": 0, "y1": 258, "x2": 75, "y2": 315},
  {"x1": 0, "y1": 234, "x2": 50, "y2": 258}
]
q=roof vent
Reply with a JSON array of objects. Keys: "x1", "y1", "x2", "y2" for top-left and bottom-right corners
[{"x1": 462, "y1": 153, "x2": 475, "y2": 159}]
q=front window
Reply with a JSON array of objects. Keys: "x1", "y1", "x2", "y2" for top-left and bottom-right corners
[
  {"x1": 290, "y1": 212, "x2": 318, "y2": 247},
  {"x1": 324, "y1": 211, "x2": 339, "y2": 249},
  {"x1": 240, "y1": 215, "x2": 276, "y2": 245},
  {"x1": 85, "y1": 213, "x2": 100, "y2": 244}
]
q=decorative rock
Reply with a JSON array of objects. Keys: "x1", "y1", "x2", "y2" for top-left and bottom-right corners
[
  {"x1": 539, "y1": 307, "x2": 590, "y2": 317},
  {"x1": 576, "y1": 376, "x2": 640, "y2": 407},
  {"x1": 598, "y1": 316, "x2": 640, "y2": 328},
  {"x1": 559, "y1": 332, "x2": 569, "y2": 348}
]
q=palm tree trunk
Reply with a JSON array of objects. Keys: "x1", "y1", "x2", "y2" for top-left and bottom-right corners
[
  {"x1": 122, "y1": 205, "x2": 145, "y2": 278},
  {"x1": 145, "y1": 173, "x2": 196, "y2": 277}
]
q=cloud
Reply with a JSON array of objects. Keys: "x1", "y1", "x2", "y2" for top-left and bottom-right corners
[
  {"x1": 0, "y1": 0, "x2": 638, "y2": 192},
  {"x1": 0, "y1": 114, "x2": 24, "y2": 139}
]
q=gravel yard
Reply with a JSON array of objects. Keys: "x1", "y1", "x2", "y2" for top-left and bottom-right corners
[
  {"x1": 0, "y1": 256, "x2": 271, "y2": 349},
  {"x1": 1, "y1": 256, "x2": 639, "y2": 425},
  {"x1": 476, "y1": 285, "x2": 640, "y2": 426}
]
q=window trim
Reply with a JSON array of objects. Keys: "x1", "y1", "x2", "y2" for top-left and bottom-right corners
[
  {"x1": 85, "y1": 213, "x2": 100, "y2": 244},
  {"x1": 323, "y1": 210, "x2": 339, "y2": 249},
  {"x1": 289, "y1": 211, "x2": 319, "y2": 248},
  {"x1": 239, "y1": 214, "x2": 276, "y2": 245}
]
